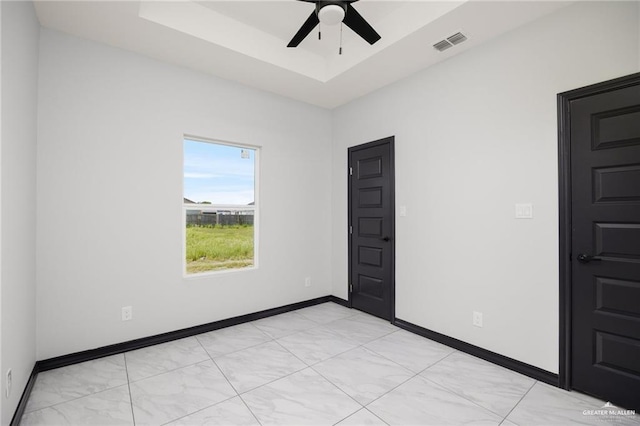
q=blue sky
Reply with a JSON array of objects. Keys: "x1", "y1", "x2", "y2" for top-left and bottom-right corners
[{"x1": 183, "y1": 139, "x2": 255, "y2": 205}]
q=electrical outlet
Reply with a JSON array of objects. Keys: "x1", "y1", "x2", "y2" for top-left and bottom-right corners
[
  {"x1": 305, "y1": 277, "x2": 311, "y2": 287},
  {"x1": 515, "y1": 203, "x2": 533, "y2": 219},
  {"x1": 473, "y1": 311, "x2": 483, "y2": 328},
  {"x1": 121, "y1": 306, "x2": 133, "y2": 321},
  {"x1": 6, "y1": 369, "x2": 12, "y2": 399}
]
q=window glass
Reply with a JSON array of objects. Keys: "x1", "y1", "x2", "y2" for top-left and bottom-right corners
[{"x1": 183, "y1": 139, "x2": 257, "y2": 275}]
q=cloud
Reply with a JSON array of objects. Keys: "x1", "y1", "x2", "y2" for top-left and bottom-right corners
[
  {"x1": 186, "y1": 189, "x2": 255, "y2": 205},
  {"x1": 184, "y1": 172, "x2": 220, "y2": 179}
]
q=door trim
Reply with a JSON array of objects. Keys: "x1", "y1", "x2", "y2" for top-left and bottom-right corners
[
  {"x1": 347, "y1": 136, "x2": 396, "y2": 322},
  {"x1": 557, "y1": 72, "x2": 640, "y2": 391}
]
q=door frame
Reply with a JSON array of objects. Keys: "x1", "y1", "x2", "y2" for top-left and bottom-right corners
[
  {"x1": 347, "y1": 136, "x2": 396, "y2": 322},
  {"x1": 557, "y1": 71, "x2": 640, "y2": 391}
]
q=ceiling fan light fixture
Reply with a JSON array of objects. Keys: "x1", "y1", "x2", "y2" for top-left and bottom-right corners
[{"x1": 318, "y1": 4, "x2": 345, "y2": 25}]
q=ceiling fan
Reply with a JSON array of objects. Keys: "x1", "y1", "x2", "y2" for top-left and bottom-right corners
[{"x1": 287, "y1": 0, "x2": 381, "y2": 49}]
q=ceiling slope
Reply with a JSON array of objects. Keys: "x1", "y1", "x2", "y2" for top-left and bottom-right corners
[{"x1": 34, "y1": 1, "x2": 572, "y2": 108}]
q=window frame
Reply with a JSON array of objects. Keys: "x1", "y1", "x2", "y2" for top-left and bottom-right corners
[{"x1": 182, "y1": 136, "x2": 260, "y2": 278}]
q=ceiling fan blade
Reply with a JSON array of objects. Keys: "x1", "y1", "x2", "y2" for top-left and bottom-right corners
[
  {"x1": 287, "y1": 11, "x2": 320, "y2": 47},
  {"x1": 343, "y1": 3, "x2": 381, "y2": 45}
]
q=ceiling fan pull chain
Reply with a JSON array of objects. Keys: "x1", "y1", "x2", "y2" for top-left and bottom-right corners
[
  {"x1": 339, "y1": 23, "x2": 343, "y2": 55},
  {"x1": 318, "y1": 22, "x2": 322, "y2": 40}
]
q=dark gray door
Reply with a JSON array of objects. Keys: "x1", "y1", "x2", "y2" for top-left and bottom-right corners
[
  {"x1": 567, "y1": 74, "x2": 640, "y2": 409},
  {"x1": 348, "y1": 137, "x2": 394, "y2": 321}
]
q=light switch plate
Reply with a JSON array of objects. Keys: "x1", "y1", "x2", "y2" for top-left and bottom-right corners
[
  {"x1": 515, "y1": 203, "x2": 533, "y2": 219},
  {"x1": 473, "y1": 311, "x2": 483, "y2": 328},
  {"x1": 399, "y1": 206, "x2": 407, "y2": 217},
  {"x1": 121, "y1": 306, "x2": 133, "y2": 321}
]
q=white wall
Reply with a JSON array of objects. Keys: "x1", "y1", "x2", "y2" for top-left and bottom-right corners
[
  {"x1": 36, "y1": 29, "x2": 332, "y2": 360},
  {"x1": 331, "y1": 1, "x2": 640, "y2": 373},
  {"x1": 22, "y1": 0, "x2": 640, "y2": 379},
  {"x1": 1, "y1": 1, "x2": 39, "y2": 423}
]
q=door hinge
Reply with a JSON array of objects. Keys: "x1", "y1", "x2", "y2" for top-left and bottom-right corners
[
  {"x1": 349, "y1": 283, "x2": 353, "y2": 293},
  {"x1": 349, "y1": 167, "x2": 353, "y2": 176},
  {"x1": 349, "y1": 225, "x2": 353, "y2": 234}
]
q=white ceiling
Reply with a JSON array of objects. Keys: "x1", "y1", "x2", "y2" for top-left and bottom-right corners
[{"x1": 34, "y1": 0, "x2": 572, "y2": 108}]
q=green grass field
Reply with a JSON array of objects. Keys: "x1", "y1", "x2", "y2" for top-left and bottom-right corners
[{"x1": 186, "y1": 225, "x2": 254, "y2": 273}]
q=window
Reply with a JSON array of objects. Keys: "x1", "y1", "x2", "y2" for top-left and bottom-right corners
[{"x1": 183, "y1": 138, "x2": 257, "y2": 275}]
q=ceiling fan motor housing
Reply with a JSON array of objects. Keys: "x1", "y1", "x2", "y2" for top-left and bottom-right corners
[{"x1": 316, "y1": 1, "x2": 347, "y2": 25}]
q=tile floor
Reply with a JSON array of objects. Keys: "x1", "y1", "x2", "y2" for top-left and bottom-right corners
[{"x1": 20, "y1": 302, "x2": 639, "y2": 426}]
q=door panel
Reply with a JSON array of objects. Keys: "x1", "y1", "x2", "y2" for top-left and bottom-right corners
[
  {"x1": 593, "y1": 164, "x2": 640, "y2": 203},
  {"x1": 569, "y1": 77, "x2": 640, "y2": 410},
  {"x1": 359, "y1": 246, "x2": 382, "y2": 267},
  {"x1": 594, "y1": 332, "x2": 640, "y2": 376},
  {"x1": 359, "y1": 187, "x2": 383, "y2": 207},
  {"x1": 595, "y1": 276, "x2": 640, "y2": 317},
  {"x1": 594, "y1": 223, "x2": 640, "y2": 258},
  {"x1": 349, "y1": 137, "x2": 394, "y2": 321},
  {"x1": 591, "y1": 106, "x2": 640, "y2": 149}
]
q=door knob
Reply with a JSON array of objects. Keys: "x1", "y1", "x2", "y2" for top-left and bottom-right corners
[
  {"x1": 380, "y1": 236, "x2": 390, "y2": 242},
  {"x1": 577, "y1": 253, "x2": 602, "y2": 264}
]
